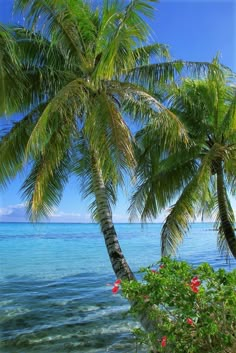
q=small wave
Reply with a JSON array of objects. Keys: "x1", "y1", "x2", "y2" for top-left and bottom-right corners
[
  {"x1": 0, "y1": 300, "x2": 13, "y2": 306},
  {"x1": 2, "y1": 307, "x2": 31, "y2": 318}
]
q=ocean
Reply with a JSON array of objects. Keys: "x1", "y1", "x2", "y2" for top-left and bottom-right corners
[{"x1": 0, "y1": 222, "x2": 236, "y2": 353}]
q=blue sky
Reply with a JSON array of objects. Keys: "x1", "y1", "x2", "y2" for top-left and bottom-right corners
[{"x1": 0, "y1": 0, "x2": 235, "y2": 222}]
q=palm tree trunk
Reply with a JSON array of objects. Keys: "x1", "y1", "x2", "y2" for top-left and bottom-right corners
[
  {"x1": 91, "y1": 155, "x2": 135, "y2": 280},
  {"x1": 90, "y1": 154, "x2": 161, "y2": 352},
  {"x1": 91, "y1": 155, "x2": 160, "y2": 352},
  {"x1": 216, "y1": 161, "x2": 236, "y2": 257}
]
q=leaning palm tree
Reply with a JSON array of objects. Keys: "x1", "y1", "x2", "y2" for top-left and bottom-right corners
[
  {"x1": 130, "y1": 61, "x2": 236, "y2": 259},
  {"x1": 0, "y1": 0, "x2": 209, "y2": 280}
]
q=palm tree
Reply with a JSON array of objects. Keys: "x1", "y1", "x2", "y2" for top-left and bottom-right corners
[
  {"x1": 130, "y1": 61, "x2": 236, "y2": 259},
  {"x1": 0, "y1": 0, "x2": 209, "y2": 280}
]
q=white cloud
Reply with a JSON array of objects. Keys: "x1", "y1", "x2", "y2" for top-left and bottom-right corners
[
  {"x1": 0, "y1": 203, "x2": 91, "y2": 223},
  {"x1": 0, "y1": 208, "x2": 13, "y2": 216},
  {"x1": 0, "y1": 203, "x2": 26, "y2": 218},
  {"x1": 0, "y1": 203, "x2": 26, "y2": 221}
]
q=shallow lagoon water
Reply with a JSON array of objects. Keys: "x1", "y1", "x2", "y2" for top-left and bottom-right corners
[{"x1": 0, "y1": 223, "x2": 235, "y2": 352}]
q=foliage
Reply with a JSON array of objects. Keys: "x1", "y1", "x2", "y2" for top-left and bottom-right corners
[
  {"x1": 122, "y1": 257, "x2": 236, "y2": 353},
  {"x1": 0, "y1": 0, "x2": 214, "y2": 221},
  {"x1": 130, "y1": 61, "x2": 236, "y2": 259},
  {"x1": 0, "y1": 0, "x2": 185, "y2": 221},
  {"x1": 0, "y1": 24, "x2": 25, "y2": 114}
]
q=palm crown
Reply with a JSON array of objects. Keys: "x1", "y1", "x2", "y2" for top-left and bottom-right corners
[
  {"x1": 1, "y1": 0, "x2": 171, "y2": 216},
  {"x1": 131, "y1": 62, "x2": 236, "y2": 259}
]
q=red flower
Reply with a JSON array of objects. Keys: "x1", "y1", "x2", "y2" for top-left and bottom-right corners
[
  {"x1": 112, "y1": 286, "x2": 119, "y2": 294},
  {"x1": 111, "y1": 279, "x2": 121, "y2": 294},
  {"x1": 151, "y1": 269, "x2": 157, "y2": 273},
  {"x1": 191, "y1": 276, "x2": 201, "y2": 287},
  {"x1": 190, "y1": 276, "x2": 201, "y2": 293},
  {"x1": 160, "y1": 265, "x2": 164, "y2": 269},
  {"x1": 186, "y1": 318, "x2": 194, "y2": 325},
  {"x1": 190, "y1": 284, "x2": 199, "y2": 293},
  {"x1": 161, "y1": 336, "x2": 167, "y2": 347}
]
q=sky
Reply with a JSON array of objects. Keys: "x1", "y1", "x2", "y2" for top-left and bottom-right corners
[{"x1": 0, "y1": 0, "x2": 235, "y2": 223}]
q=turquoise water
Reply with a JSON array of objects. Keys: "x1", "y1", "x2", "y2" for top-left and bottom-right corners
[{"x1": 0, "y1": 222, "x2": 236, "y2": 352}]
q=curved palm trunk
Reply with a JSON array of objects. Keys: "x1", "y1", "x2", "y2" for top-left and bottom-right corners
[
  {"x1": 216, "y1": 161, "x2": 236, "y2": 257},
  {"x1": 91, "y1": 155, "x2": 160, "y2": 352},
  {"x1": 91, "y1": 156, "x2": 135, "y2": 280}
]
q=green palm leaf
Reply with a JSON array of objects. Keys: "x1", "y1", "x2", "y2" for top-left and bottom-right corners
[
  {"x1": 25, "y1": 78, "x2": 88, "y2": 156},
  {"x1": 161, "y1": 158, "x2": 211, "y2": 255},
  {"x1": 22, "y1": 152, "x2": 71, "y2": 220},
  {"x1": 72, "y1": 133, "x2": 117, "y2": 221},
  {"x1": 21, "y1": 116, "x2": 73, "y2": 220},
  {"x1": 215, "y1": 191, "x2": 235, "y2": 260},
  {"x1": 0, "y1": 104, "x2": 47, "y2": 187},
  {"x1": 0, "y1": 24, "x2": 25, "y2": 114}
]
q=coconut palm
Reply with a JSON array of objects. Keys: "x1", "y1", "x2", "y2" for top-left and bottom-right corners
[
  {"x1": 0, "y1": 0, "x2": 209, "y2": 280},
  {"x1": 130, "y1": 62, "x2": 236, "y2": 259}
]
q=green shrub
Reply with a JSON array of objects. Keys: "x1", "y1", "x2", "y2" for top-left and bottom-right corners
[{"x1": 122, "y1": 258, "x2": 236, "y2": 353}]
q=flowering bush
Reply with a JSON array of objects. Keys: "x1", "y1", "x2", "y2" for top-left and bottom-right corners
[{"x1": 121, "y1": 257, "x2": 236, "y2": 353}]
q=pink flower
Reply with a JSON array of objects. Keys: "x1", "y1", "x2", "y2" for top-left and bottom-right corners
[
  {"x1": 186, "y1": 318, "x2": 194, "y2": 325},
  {"x1": 112, "y1": 286, "x2": 119, "y2": 294},
  {"x1": 161, "y1": 336, "x2": 167, "y2": 347}
]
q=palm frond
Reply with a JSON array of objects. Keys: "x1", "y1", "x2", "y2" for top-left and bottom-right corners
[
  {"x1": 161, "y1": 157, "x2": 211, "y2": 255},
  {"x1": 72, "y1": 134, "x2": 117, "y2": 221},
  {"x1": 21, "y1": 120, "x2": 73, "y2": 220},
  {"x1": 224, "y1": 155, "x2": 236, "y2": 196},
  {"x1": 22, "y1": 152, "x2": 71, "y2": 220},
  {"x1": 220, "y1": 91, "x2": 236, "y2": 138},
  {"x1": 84, "y1": 92, "x2": 135, "y2": 183},
  {"x1": 25, "y1": 78, "x2": 88, "y2": 156},
  {"x1": 214, "y1": 191, "x2": 235, "y2": 261},
  {"x1": 93, "y1": 0, "x2": 158, "y2": 79},
  {"x1": 14, "y1": 0, "x2": 98, "y2": 66},
  {"x1": 132, "y1": 43, "x2": 170, "y2": 65},
  {"x1": 129, "y1": 142, "x2": 199, "y2": 221},
  {"x1": 107, "y1": 80, "x2": 189, "y2": 147},
  {"x1": 0, "y1": 104, "x2": 47, "y2": 188},
  {"x1": 126, "y1": 60, "x2": 218, "y2": 91},
  {"x1": 0, "y1": 24, "x2": 25, "y2": 114}
]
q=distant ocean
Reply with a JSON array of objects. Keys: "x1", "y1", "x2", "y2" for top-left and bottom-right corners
[{"x1": 1, "y1": 222, "x2": 236, "y2": 353}]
